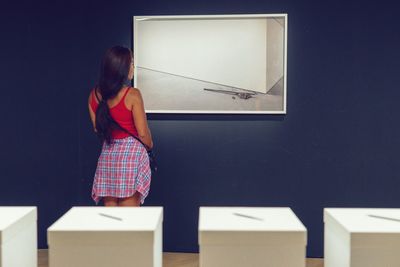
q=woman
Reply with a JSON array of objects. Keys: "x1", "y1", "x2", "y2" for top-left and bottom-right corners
[{"x1": 88, "y1": 46, "x2": 153, "y2": 207}]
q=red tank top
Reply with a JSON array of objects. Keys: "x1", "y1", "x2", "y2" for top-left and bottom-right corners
[{"x1": 90, "y1": 87, "x2": 138, "y2": 139}]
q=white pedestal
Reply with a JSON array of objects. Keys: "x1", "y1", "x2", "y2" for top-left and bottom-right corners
[
  {"x1": 0, "y1": 207, "x2": 37, "y2": 267},
  {"x1": 48, "y1": 207, "x2": 163, "y2": 267},
  {"x1": 199, "y1": 207, "x2": 307, "y2": 267},
  {"x1": 324, "y1": 208, "x2": 400, "y2": 267}
]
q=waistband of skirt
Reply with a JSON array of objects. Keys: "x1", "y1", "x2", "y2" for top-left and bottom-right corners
[{"x1": 108, "y1": 136, "x2": 137, "y2": 143}]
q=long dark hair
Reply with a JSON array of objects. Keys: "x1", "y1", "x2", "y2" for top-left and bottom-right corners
[{"x1": 95, "y1": 46, "x2": 132, "y2": 144}]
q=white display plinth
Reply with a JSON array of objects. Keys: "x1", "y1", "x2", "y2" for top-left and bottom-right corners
[
  {"x1": 324, "y1": 208, "x2": 400, "y2": 267},
  {"x1": 0, "y1": 207, "x2": 37, "y2": 267},
  {"x1": 48, "y1": 207, "x2": 163, "y2": 267},
  {"x1": 199, "y1": 207, "x2": 307, "y2": 267}
]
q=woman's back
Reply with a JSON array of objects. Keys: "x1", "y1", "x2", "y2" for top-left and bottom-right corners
[{"x1": 90, "y1": 87, "x2": 138, "y2": 139}]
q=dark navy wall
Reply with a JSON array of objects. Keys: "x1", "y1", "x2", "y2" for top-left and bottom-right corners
[{"x1": 1, "y1": 0, "x2": 399, "y2": 257}]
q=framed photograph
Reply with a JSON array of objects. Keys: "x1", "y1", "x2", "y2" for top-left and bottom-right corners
[{"x1": 133, "y1": 14, "x2": 287, "y2": 114}]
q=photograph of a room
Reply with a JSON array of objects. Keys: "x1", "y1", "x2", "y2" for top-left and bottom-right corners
[{"x1": 134, "y1": 14, "x2": 287, "y2": 113}]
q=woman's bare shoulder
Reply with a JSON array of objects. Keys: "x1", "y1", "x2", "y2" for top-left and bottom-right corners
[
  {"x1": 127, "y1": 87, "x2": 143, "y2": 100},
  {"x1": 127, "y1": 87, "x2": 141, "y2": 94}
]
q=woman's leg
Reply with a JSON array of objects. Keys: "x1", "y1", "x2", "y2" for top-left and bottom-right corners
[
  {"x1": 103, "y1": 196, "x2": 118, "y2": 206},
  {"x1": 118, "y1": 192, "x2": 141, "y2": 207}
]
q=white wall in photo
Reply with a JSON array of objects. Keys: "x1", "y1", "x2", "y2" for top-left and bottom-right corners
[{"x1": 136, "y1": 18, "x2": 283, "y2": 94}]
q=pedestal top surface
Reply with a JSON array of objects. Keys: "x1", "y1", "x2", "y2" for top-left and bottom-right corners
[
  {"x1": 199, "y1": 207, "x2": 306, "y2": 232},
  {"x1": 0, "y1": 207, "x2": 36, "y2": 231},
  {"x1": 48, "y1": 207, "x2": 163, "y2": 232},
  {"x1": 325, "y1": 208, "x2": 400, "y2": 233}
]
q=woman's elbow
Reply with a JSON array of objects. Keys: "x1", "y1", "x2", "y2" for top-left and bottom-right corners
[
  {"x1": 139, "y1": 133, "x2": 153, "y2": 149},
  {"x1": 146, "y1": 137, "x2": 154, "y2": 150},
  {"x1": 148, "y1": 140, "x2": 154, "y2": 150}
]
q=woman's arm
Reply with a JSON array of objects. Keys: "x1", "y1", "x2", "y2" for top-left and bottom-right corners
[
  {"x1": 129, "y1": 88, "x2": 153, "y2": 149},
  {"x1": 88, "y1": 91, "x2": 97, "y2": 132}
]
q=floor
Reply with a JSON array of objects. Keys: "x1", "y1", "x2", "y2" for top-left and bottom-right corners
[
  {"x1": 136, "y1": 67, "x2": 284, "y2": 113},
  {"x1": 39, "y1": 250, "x2": 323, "y2": 267}
]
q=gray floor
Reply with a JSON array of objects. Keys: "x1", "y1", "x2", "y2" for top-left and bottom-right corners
[{"x1": 136, "y1": 67, "x2": 284, "y2": 113}]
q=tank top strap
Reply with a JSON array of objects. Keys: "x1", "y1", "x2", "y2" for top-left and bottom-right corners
[
  {"x1": 92, "y1": 88, "x2": 101, "y2": 102},
  {"x1": 122, "y1": 87, "x2": 131, "y2": 100}
]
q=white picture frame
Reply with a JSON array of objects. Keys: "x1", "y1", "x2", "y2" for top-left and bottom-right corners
[{"x1": 133, "y1": 14, "x2": 288, "y2": 114}]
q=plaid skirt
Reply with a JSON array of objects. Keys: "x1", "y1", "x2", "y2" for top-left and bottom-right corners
[{"x1": 92, "y1": 136, "x2": 151, "y2": 204}]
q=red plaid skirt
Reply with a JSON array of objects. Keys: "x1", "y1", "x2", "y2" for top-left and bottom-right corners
[{"x1": 92, "y1": 137, "x2": 151, "y2": 204}]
